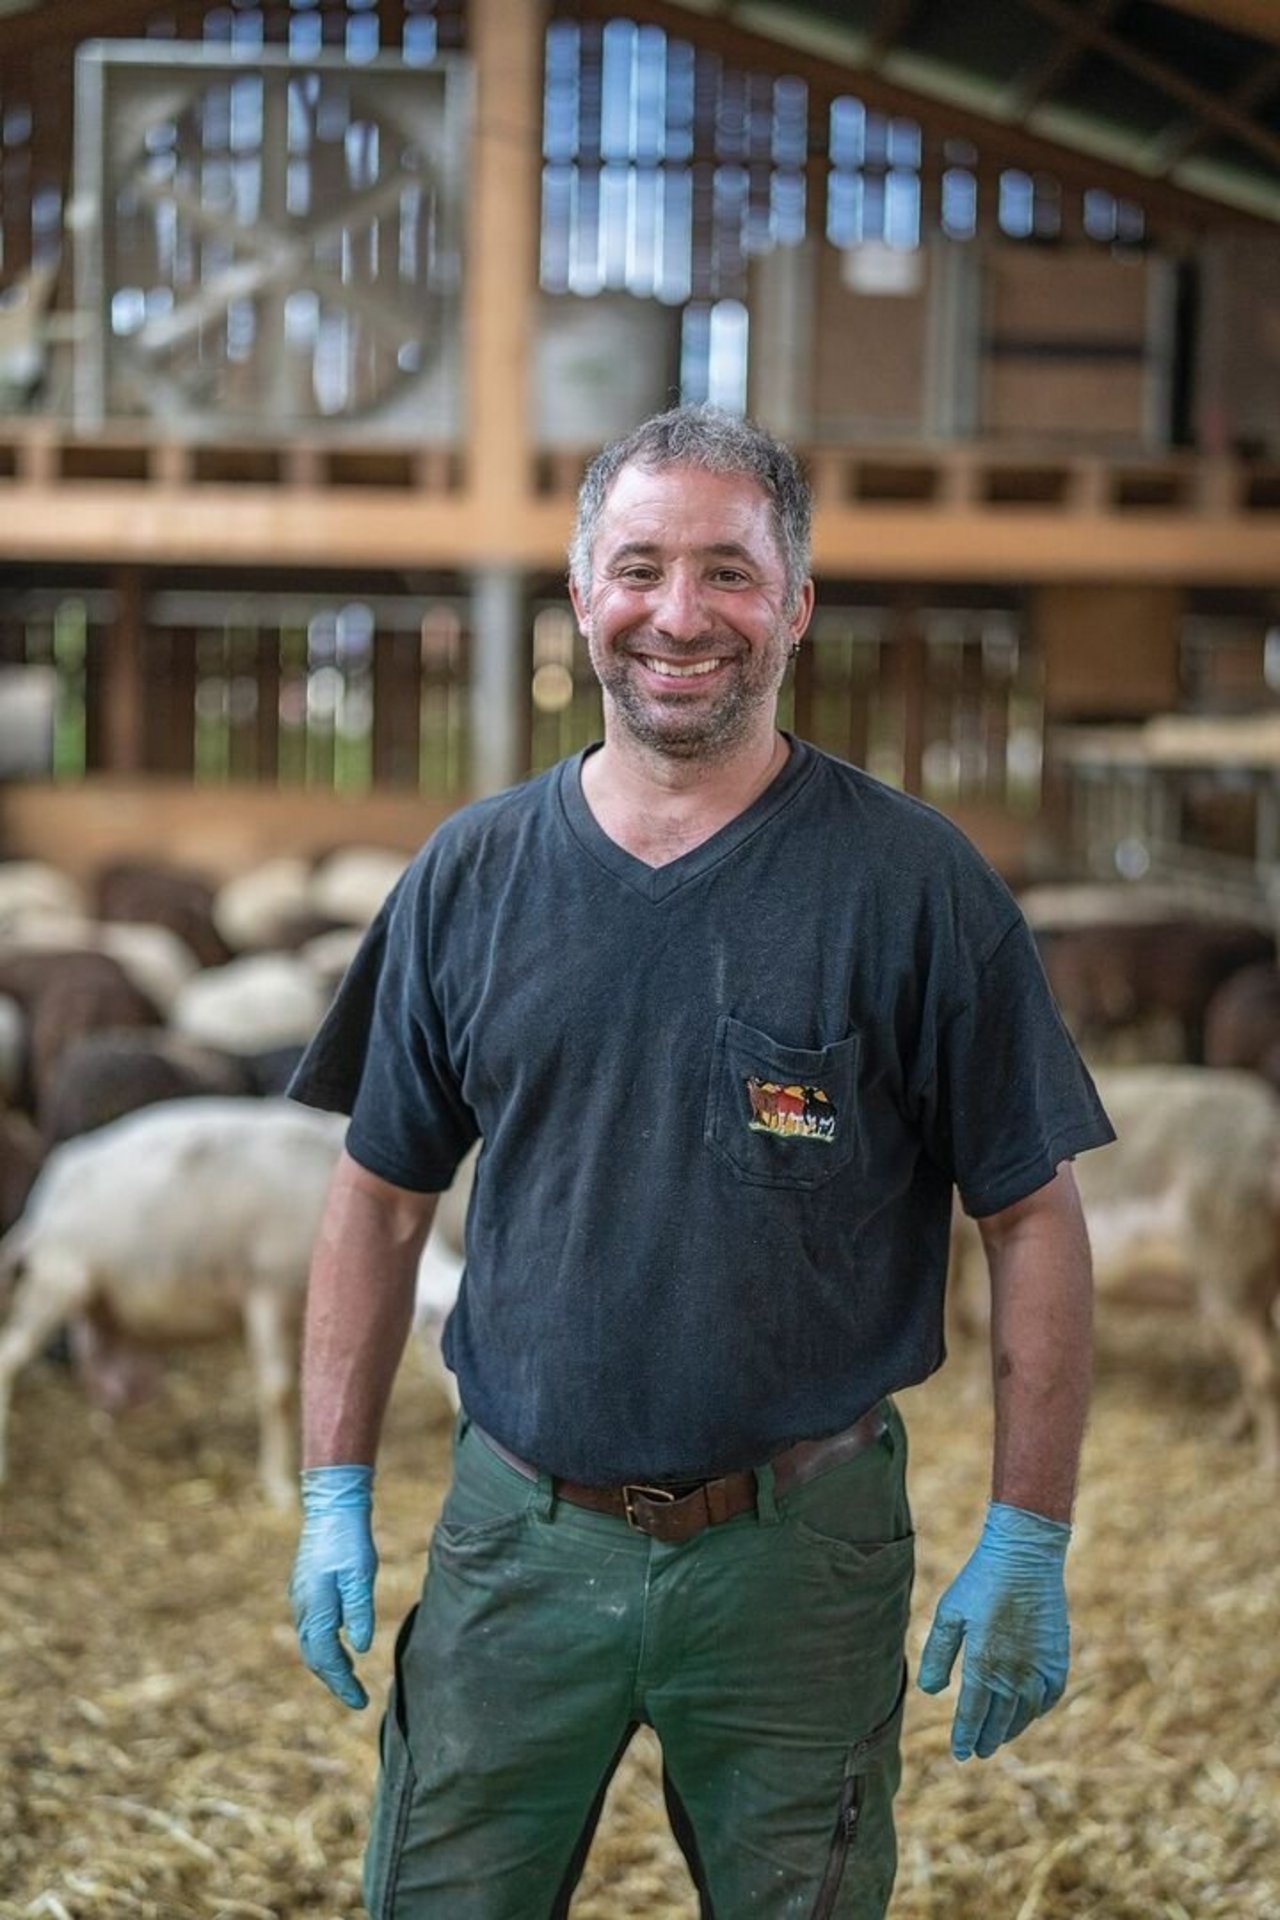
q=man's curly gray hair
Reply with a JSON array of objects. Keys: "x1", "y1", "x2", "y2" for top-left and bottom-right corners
[{"x1": 569, "y1": 405, "x2": 813, "y2": 616}]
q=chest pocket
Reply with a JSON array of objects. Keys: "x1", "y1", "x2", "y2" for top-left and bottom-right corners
[{"x1": 704, "y1": 1015, "x2": 861, "y2": 1191}]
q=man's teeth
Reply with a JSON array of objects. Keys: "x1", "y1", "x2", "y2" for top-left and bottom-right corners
[{"x1": 643, "y1": 657, "x2": 723, "y2": 678}]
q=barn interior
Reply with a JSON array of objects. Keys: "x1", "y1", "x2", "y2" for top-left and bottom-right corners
[{"x1": 0, "y1": 3, "x2": 1278, "y2": 1917}]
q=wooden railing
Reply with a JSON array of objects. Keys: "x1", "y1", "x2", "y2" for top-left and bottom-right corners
[
  {"x1": 0, "y1": 421, "x2": 1276, "y2": 519},
  {"x1": 1, "y1": 422, "x2": 1279, "y2": 582}
]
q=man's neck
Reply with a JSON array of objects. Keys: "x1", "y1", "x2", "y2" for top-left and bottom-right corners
[{"x1": 580, "y1": 728, "x2": 791, "y2": 868}]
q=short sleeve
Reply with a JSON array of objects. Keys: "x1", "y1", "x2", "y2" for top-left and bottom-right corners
[
  {"x1": 287, "y1": 866, "x2": 477, "y2": 1192},
  {"x1": 920, "y1": 916, "x2": 1115, "y2": 1218}
]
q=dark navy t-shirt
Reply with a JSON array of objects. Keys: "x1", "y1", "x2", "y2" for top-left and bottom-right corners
[{"x1": 290, "y1": 738, "x2": 1113, "y2": 1483}]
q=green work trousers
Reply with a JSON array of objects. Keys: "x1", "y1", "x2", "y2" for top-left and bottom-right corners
[{"x1": 364, "y1": 1406, "x2": 914, "y2": 1920}]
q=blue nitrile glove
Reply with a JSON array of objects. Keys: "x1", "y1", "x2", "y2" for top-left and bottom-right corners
[
  {"x1": 917, "y1": 1501, "x2": 1071, "y2": 1762},
  {"x1": 289, "y1": 1465, "x2": 378, "y2": 1711}
]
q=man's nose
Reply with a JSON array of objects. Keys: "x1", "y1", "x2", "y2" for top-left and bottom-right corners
[{"x1": 651, "y1": 566, "x2": 712, "y2": 642}]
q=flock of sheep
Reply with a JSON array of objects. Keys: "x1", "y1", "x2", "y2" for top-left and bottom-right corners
[
  {"x1": 0, "y1": 851, "x2": 1278, "y2": 1507},
  {"x1": 0, "y1": 850, "x2": 466, "y2": 1507},
  {"x1": 961, "y1": 885, "x2": 1280, "y2": 1470}
]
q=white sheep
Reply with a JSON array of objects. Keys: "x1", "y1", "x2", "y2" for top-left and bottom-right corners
[
  {"x1": 308, "y1": 847, "x2": 407, "y2": 927},
  {"x1": 949, "y1": 1066, "x2": 1280, "y2": 1469},
  {"x1": 0, "y1": 863, "x2": 85, "y2": 934},
  {"x1": 213, "y1": 857, "x2": 313, "y2": 952},
  {"x1": 170, "y1": 953, "x2": 328, "y2": 1055},
  {"x1": 0, "y1": 1098, "x2": 348, "y2": 1506},
  {"x1": 0, "y1": 1103, "x2": 483, "y2": 1502},
  {"x1": 299, "y1": 926, "x2": 365, "y2": 997}
]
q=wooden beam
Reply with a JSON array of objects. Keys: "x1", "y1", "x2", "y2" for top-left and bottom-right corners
[
  {"x1": 1018, "y1": 0, "x2": 1280, "y2": 174},
  {"x1": 1146, "y1": 52, "x2": 1280, "y2": 176},
  {"x1": 1006, "y1": 0, "x2": 1120, "y2": 119},
  {"x1": 0, "y1": 483, "x2": 1277, "y2": 582},
  {"x1": 867, "y1": 0, "x2": 923, "y2": 65},
  {"x1": 0, "y1": 0, "x2": 208, "y2": 58},
  {"x1": 1155, "y1": 0, "x2": 1280, "y2": 52},
  {"x1": 563, "y1": 0, "x2": 1272, "y2": 234}
]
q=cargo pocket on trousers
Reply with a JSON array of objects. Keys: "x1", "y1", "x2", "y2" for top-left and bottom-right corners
[
  {"x1": 809, "y1": 1667, "x2": 907, "y2": 1920},
  {"x1": 363, "y1": 1604, "x2": 420, "y2": 1920}
]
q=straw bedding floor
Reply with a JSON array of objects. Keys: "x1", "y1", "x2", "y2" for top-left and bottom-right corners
[{"x1": 0, "y1": 1309, "x2": 1276, "y2": 1920}]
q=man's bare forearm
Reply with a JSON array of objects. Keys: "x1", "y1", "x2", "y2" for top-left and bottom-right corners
[
  {"x1": 301, "y1": 1148, "x2": 439, "y2": 1468},
  {"x1": 978, "y1": 1164, "x2": 1094, "y2": 1524}
]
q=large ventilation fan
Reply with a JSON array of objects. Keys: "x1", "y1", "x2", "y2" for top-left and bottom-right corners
[{"x1": 74, "y1": 44, "x2": 469, "y2": 438}]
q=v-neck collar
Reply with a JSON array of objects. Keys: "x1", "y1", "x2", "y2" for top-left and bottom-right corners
[{"x1": 556, "y1": 734, "x2": 817, "y2": 902}]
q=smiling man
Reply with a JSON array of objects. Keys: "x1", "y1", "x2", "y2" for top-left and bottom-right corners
[
  {"x1": 287, "y1": 406, "x2": 1114, "y2": 1920},
  {"x1": 573, "y1": 458, "x2": 811, "y2": 761}
]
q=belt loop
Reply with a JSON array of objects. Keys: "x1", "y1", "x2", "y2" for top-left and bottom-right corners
[
  {"x1": 753, "y1": 1461, "x2": 781, "y2": 1526},
  {"x1": 533, "y1": 1467, "x2": 557, "y2": 1521}
]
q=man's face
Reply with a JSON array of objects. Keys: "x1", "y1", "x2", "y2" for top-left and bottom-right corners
[{"x1": 570, "y1": 462, "x2": 813, "y2": 762}]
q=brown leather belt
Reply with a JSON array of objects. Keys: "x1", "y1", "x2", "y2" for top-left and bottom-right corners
[{"x1": 472, "y1": 1405, "x2": 889, "y2": 1546}]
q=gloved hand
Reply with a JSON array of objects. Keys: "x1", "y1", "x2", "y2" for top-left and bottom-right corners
[
  {"x1": 917, "y1": 1500, "x2": 1071, "y2": 1762},
  {"x1": 289, "y1": 1464, "x2": 378, "y2": 1710}
]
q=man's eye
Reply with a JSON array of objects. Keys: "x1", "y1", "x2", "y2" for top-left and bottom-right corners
[
  {"x1": 619, "y1": 567, "x2": 659, "y2": 584},
  {"x1": 712, "y1": 570, "x2": 749, "y2": 586}
]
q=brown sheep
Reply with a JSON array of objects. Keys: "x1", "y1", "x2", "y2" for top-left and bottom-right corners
[
  {"x1": 0, "y1": 951, "x2": 161, "y2": 1124},
  {"x1": 1204, "y1": 963, "x2": 1280, "y2": 1095},
  {"x1": 94, "y1": 860, "x2": 233, "y2": 969},
  {"x1": 39, "y1": 1029, "x2": 255, "y2": 1148},
  {"x1": 1034, "y1": 921, "x2": 1275, "y2": 1062},
  {"x1": 0, "y1": 1110, "x2": 42, "y2": 1237}
]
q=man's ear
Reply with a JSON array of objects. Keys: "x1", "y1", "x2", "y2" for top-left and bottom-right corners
[
  {"x1": 789, "y1": 578, "x2": 816, "y2": 643},
  {"x1": 568, "y1": 574, "x2": 590, "y2": 634}
]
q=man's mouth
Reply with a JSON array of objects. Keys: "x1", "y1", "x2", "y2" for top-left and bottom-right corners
[{"x1": 639, "y1": 656, "x2": 727, "y2": 679}]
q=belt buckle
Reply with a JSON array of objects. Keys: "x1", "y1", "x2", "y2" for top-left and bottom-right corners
[{"x1": 622, "y1": 1482, "x2": 678, "y2": 1530}]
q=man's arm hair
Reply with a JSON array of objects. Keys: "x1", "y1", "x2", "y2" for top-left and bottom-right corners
[
  {"x1": 300, "y1": 1148, "x2": 439, "y2": 1469},
  {"x1": 976, "y1": 1163, "x2": 1094, "y2": 1523}
]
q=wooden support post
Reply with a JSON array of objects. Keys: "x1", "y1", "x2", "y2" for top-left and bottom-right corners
[
  {"x1": 939, "y1": 451, "x2": 978, "y2": 508},
  {"x1": 896, "y1": 609, "x2": 928, "y2": 798},
  {"x1": 102, "y1": 565, "x2": 146, "y2": 774},
  {"x1": 373, "y1": 629, "x2": 423, "y2": 789},
  {"x1": 1067, "y1": 458, "x2": 1110, "y2": 513},
  {"x1": 17, "y1": 427, "x2": 58, "y2": 487},
  {"x1": 141, "y1": 628, "x2": 170, "y2": 775},
  {"x1": 255, "y1": 624, "x2": 280, "y2": 784},
  {"x1": 151, "y1": 441, "x2": 194, "y2": 488},
  {"x1": 284, "y1": 443, "x2": 325, "y2": 490},
  {"x1": 1256, "y1": 775, "x2": 1280, "y2": 875},
  {"x1": 1195, "y1": 456, "x2": 1240, "y2": 515},
  {"x1": 167, "y1": 628, "x2": 198, "y2": 777},
  {"x1": 845, "y1": 673, "x2": 870, "y2": 774},
  {"x1": 461, "y1": 0, "x2": 543, "y2": 791},
  {"x1": 465, "y1": 0, "x2": 545, "y2": 516}
]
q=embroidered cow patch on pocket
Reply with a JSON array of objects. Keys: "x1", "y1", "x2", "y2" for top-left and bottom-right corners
[{"x1": 745, "y1": 1076, "x2": 837, "y2": 1144}]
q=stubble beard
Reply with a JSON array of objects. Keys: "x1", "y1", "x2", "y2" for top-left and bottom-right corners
[{"x1": 590, "y1": 631, "x2": 793, "y2": 764}]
